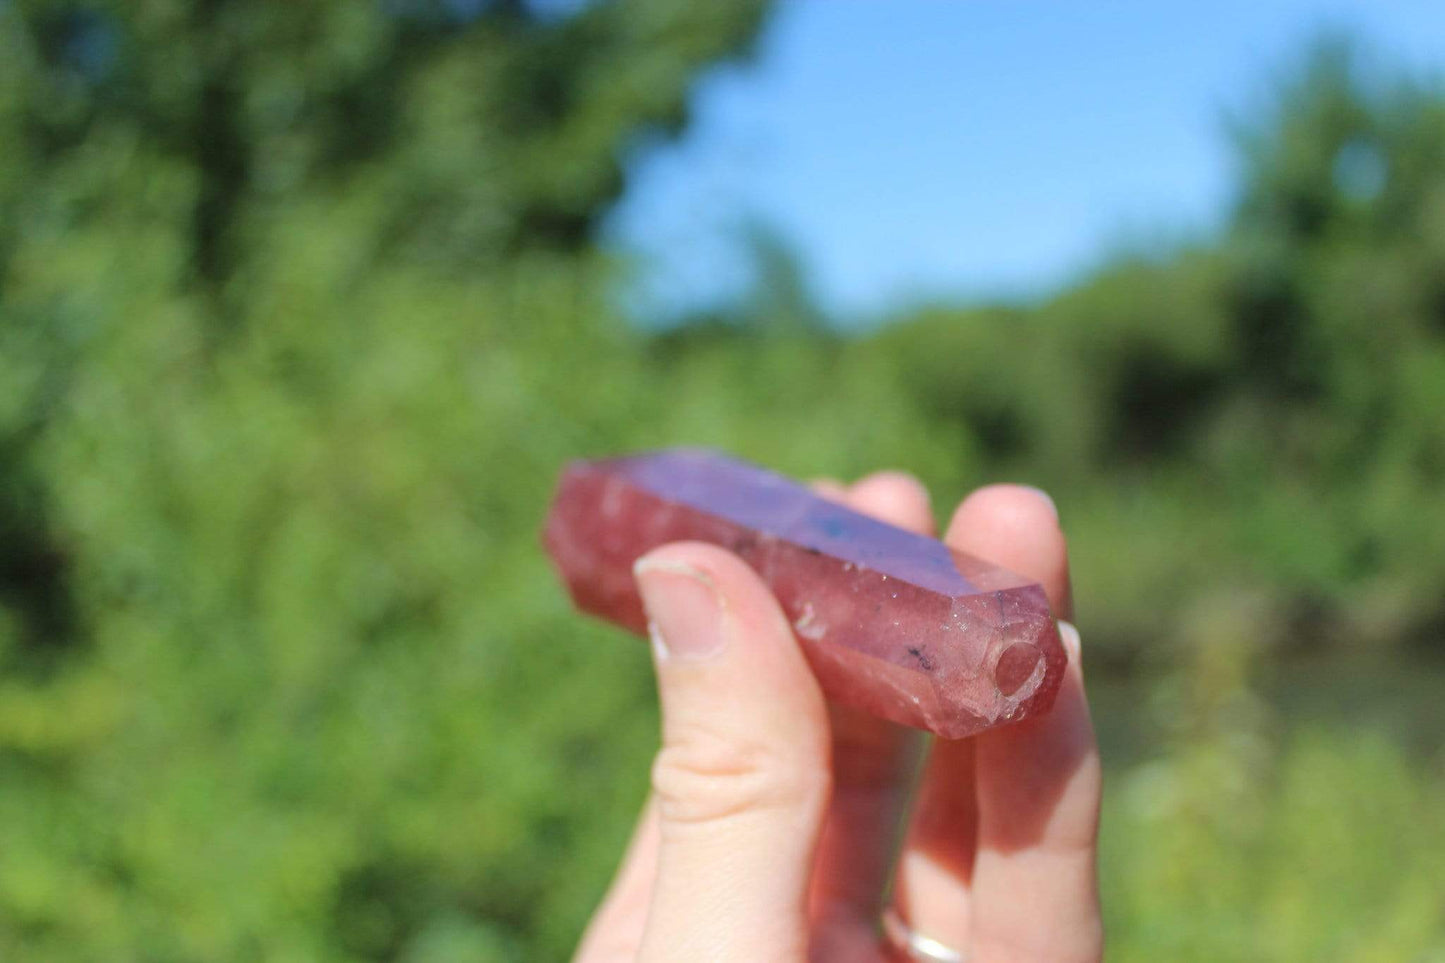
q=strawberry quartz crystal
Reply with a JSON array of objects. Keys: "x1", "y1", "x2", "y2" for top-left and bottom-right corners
[{"x1": 542, "y1": 450, "x2": 1066, "y2": 738}]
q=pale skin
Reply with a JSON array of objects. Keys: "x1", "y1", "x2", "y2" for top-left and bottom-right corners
[{"x1": 574, "y1": 475, "x2": 1104, "y2": 963}]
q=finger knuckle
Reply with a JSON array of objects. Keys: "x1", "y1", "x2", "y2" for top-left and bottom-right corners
[{"x1": 650, "y1": 723, "x2": 829, "y2": 826}]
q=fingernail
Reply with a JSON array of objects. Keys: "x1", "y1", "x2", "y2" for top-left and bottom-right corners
[
  {"x1": 1020, "y1": 485, "x2": 1059, "y2": 523},
  {"x1": 634, "y1": 557, "x2": 726, "y2": 660},
  {"x1": 1058, "y1": 620, "x2": 1082, "y2": 663}
]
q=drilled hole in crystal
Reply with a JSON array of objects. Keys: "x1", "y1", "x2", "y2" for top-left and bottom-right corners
[{"x1": 995, "y1": 643, "x2": 1043, "y2": 697}]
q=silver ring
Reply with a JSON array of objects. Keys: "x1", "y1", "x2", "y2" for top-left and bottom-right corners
[{"x1": 881, "y1": 907, "x2": 968, "y2": 963}]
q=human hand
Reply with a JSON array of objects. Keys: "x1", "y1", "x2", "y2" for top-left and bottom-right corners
[{"x1": 574, "y1": 475, "x2": 1103, "y2": 962}]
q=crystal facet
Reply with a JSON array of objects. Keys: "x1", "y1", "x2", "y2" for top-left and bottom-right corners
[{"x1": 542, "y1": 450, "x2": 1066, "y2": 738}]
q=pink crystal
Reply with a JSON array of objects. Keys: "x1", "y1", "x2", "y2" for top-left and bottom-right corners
[{"x1": 542, "y1": 450, "x2": 1066, "y2": 738}]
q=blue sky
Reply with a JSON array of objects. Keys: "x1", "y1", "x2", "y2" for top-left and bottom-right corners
[{"x1": 604, "y1": 0, "x2": 1445, "y2": 324}]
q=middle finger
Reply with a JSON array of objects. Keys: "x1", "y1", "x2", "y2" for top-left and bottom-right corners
[{"x1": 807, "y1": 473, "x2": 934, "y2": 945}]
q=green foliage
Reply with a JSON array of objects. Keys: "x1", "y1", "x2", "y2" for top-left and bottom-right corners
[
  {"x1": 1105, "y1": 728, "x2": 1445, "y2": 962},
  {"x1": 0, "y1": 7, "x2": 1443, "y2": 960}
]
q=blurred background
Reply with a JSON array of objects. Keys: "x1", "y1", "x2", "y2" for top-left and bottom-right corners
[{"x1": 1, "y1": 0, "x2": 1443, "y2": 959}]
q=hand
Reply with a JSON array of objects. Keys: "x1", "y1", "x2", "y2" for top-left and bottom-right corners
[{"x1": 574, "y1": 475, "x2": 1103, "y2": 962}]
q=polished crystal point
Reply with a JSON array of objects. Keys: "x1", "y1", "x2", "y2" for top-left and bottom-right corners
[{"x1": 542, "y1": 449, "x2": 1065, "y2": 738}]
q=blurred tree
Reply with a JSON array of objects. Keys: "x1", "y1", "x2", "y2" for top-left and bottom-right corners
[
  {"x1": 0, "y1": 0, "x2": 769, "y2": 649},
  {"x1": 4, "y1": 0, "x2": 770, "y2": 277}
]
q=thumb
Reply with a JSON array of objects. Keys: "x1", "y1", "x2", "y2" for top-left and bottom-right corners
[{"x1": 633, "y1": 542, "x2": 833, "y2": 963}]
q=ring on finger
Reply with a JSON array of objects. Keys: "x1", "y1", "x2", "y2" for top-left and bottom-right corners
[{"x1": 880, "y1": 906, "x2": 968, "y2": 963}]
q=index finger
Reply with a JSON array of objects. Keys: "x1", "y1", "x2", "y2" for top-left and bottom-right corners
[
  {"x1": 893, "y1": 484, "x2": 1102, "y2": 961},
  {"x1": 950, "y1": 486, "x2": 1101, "y2": 962}
]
